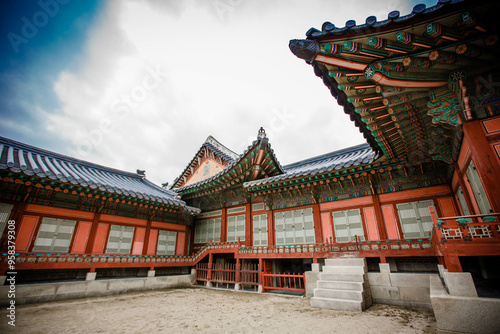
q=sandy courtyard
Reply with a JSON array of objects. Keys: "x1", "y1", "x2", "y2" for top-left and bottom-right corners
[{"x1": 1, "y1": 287, "x2": 436, "y2": 334}]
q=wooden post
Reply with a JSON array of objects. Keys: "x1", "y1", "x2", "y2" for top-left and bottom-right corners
[
  {"x1": 221, "y1": 207, "x2": 227, "y2": 243},
  {"x1": 268, "y1": 210, "x2": 275, "y2": 247},
  {"x1": 463, "y1": 121, "x2": 500, "y2": 212},
  {"x1": 312, "y1": 203, "x2": 323, "y2": 243},
  {"x1": 258, "y1": 257, "x2": 263, "y2": 292},
  {"x1": 208, "y1": 252, "x2": 213, "y2": 280},
  {"x1": 142, "y1": 219, "x2": 152, "y2": 255},
  {"x1": 245, "y1": 203, "x2": 252, "y2": 247},
  {"x1": 235, "y1": 257, "x2": 241, "y2": 290},
  {"x1": 372, "y1": 194, "x2": 388, "y2": 240},
  {"x1": 444, "y1": 255, "x2": 462, "y2": 272},
  {"x1": 84, "y1": 212, "x2": 101, "y2": 254}
]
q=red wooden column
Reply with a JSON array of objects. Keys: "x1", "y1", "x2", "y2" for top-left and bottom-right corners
[
  {"x1": 84, "y1": 212, "x2": 101, "y2": 254},
  {"x1": 463, "y1": 121, "x2": 500, "y2": 212},
  {"x1": 235, "y1": 257, "x2": 241, "y2": 286},
  {"x1": 371, "y1": 194, "x2": 388, "y2": 240},
  {"x1": 444, "y1": 255, "x2": 463, "y2": 272},
  {"x1": 142, "y1": 219, "x2": 152, "y2": 255},
  {"x1": 245, "y1": 203, "x2": 252, "y2": 247},
  {"x1": 208, "y1": 252, "x2": 213, "y2": 280},
  {"x1": 268, "y1": 209, "x2": 275, "y2": 247},
  {"x1": 312, "y1": 203, "x2": 323, "y2": 244},
  {"x1": 220, "y1": 207, "x2": 227, "y2": 243},
  {"x1": 258, "y1": 257, "x2": 263, "y2": 292}
]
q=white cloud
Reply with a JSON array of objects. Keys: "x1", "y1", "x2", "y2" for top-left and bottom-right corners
[{"x1": 46, "y1": 0, "x2": 436, "y2": 185}]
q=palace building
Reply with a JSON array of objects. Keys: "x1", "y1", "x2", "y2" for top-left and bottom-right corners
[{"x1": 1, "y1": 0, "x2": 499, "y2": 323}]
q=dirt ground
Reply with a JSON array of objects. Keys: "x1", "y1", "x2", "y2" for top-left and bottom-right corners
[{"x1": 0, "y1": 287, "x2": 436, "y2": 334}]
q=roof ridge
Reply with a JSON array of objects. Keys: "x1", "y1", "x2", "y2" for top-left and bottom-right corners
[
  {"x1": 205, "y1": 135, "x2": 239, "y2": 160},
  {"x1": 0, "y1": 136, "x2": 140, "y2": 178},
  {"x1": 283, "y1": 143, "x2": 372, "y2": 170}
]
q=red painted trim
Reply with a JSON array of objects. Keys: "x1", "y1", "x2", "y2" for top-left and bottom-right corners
[
  {"x1": 15, "y1": 216, "x2": 39, "y2": 252},
  {"x1": 25, "y1": 204, "x2": 94, "y2": 219},
  {"x1": 100, "y1": 214, "x2": 147, "y2": 227},
  {"x1": 315, "y1": 54, "x2": 367, "y2": 70},
  {"x1": 71, "y1": 221, "x2": 92, "y2": 254},
  {"x1": 147, "y1": 229, "x2": 158, "y2": 255},
  {"x1": 464, "y1": 121, "x2": 500, "y2": 212},
  {"x1": 363, "y1": 207, "x2": 379, "y2": 240},
  {"x1": 91, "y1": 223, "x2": 109, "y2": 254},
  {"x1": 379, "y1": 185, "x2": 451, "y2": 203},
  {"x1": 131, "y1": 227, "x2": 146, "y2": 255},
  {"x1": 150, "y1": 221, "x2": 188, "y2": 232},
  {"x1": 320, "y1": 197, "x2": 373, "y2": 212},
  {"x1": 482, "y1": 117, "x2": 500, "y2": 134},
  {"x1": 371, "y1": 72, "x2": 447, "y2": 88}
]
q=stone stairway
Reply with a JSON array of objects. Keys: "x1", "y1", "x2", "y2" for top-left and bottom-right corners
[{"x1": 310, "y1": 258, "x2": 372, "y2": 312}]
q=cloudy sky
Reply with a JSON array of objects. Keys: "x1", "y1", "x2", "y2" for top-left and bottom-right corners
[{"x1": 0, "y1": 0, "x2": 436, "y2": 186}]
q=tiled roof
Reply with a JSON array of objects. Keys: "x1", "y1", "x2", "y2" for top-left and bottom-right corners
[
  {"x1": 175, "y1": 136, "x2": 284, "y2": 193},
  {"x1": 171, "y1": 136, "x2": 239, "y2": 189},
  {"x1": 0, "y1": 136, "x2": 200, "y2": 214},
  {"x1": 243, "y1": 143, "x2": 377, "y2": 188},
  {"x1": 304, "y1": 0, "x2": 468, "y2": 40}
]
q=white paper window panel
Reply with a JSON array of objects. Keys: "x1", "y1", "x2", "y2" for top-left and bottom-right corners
[
  {"x1": 0, "y1": 203, "x2": 14, "y2": 237},
  {"x1": 195, "y1": 218, "x2": 221, "y2": 243},
  {"x1": 332, "y1": 209, "x2": 364, "y2": 242},
  {"x1": 227, "y1": 206, "x2": 246, "y2": 214},
  {"x1": 157, "y1": 230, "x2": 177, "y2": 255},
  {"x1": 197, "y1": 210, "x2": 222, "y2": 219},
  {"x1": 32, "y1": 218, "x2": 76, "y2": 252},
  {"x1": 106, "y1": 225, "x2": 135, "y2": 254},
  {"x1": 253, "y1": 214, "x2": 268, "y2": 246},
  {"x1": 457, "y1": 186, "x2": 471, "y2": 216},
  {"x1": 466, "y1": 161, "x2": 492, "y2": 214},
  {"x1": 227, "y1": 215, "x2": 245, "y2": 242},
  {"x1": 274, "y1": 209, "x2": 315, "y2": 245},
  {"x1": 252, "y1": 203, "x2": 265, "y2": 211},
  {"x1": 396, "y1": 201, "x2": 434, "y2": 238}
]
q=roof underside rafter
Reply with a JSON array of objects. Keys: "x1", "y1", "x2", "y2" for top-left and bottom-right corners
[{"x1": 290, "y1": 0, "x2": 500, "y2": 165}]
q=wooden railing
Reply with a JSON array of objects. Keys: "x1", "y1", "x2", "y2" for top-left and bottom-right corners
[
  {"x1": 262, "y1": 272, "x2": 305, "y2": 294},
  {"x1": 429, "y1": 207, "x2": 500, "y2": 243},
  {"x1": 239, "y1": 263, "x2": 260, "y2": 291}
]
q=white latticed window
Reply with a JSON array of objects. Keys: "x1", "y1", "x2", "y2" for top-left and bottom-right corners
[
  {"x1": 227, "y1": 214, "x2": 245, "y2": 242},
  {"x1": 396, "y1": 200, "x2": 435, "y2": 239},
  {"x1": 253, "y1": 214, "x2": 268, "y2": 246},
  {"x1": 194, "y1": 218, "x2": 221, "y2": 243},
  {"x1": 32, "y1": 218, "x2": 76, "y2": 253},
  {"x1": 105, "y1": 225, "x2": 135, "y2": 254},
  {"x1": 0, "y1": 203, "x2": 14, "y2": 238},
  {"x1": 332, "y1": 209, "x2": 365, "y2": 242},
  {"x1": 466, "y1": 161, "x2": 492, "y2": 214},
  {"x1": 456, "y1": 186, "x2": 471, "y2": 216},
  {"x1": 156, "y1": 230, "x2": 177, "y2": 255},
  {"x1": 274, "y1": 208, "x2": 315, "y2": 245}
]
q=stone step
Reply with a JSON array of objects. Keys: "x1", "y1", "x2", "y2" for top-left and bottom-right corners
[
  {"x1": 322, "y1": 265, "x2": 367, "y2": 274},
  {"x1": 319, "y1": 272, "x2": 365, "y2": 282},
  {"x1": 310, "y1": 296, "x2": 367, "y2": 312},
  {"x1": 316, "y1": 280, "x2": 366, "y2": 291},
  {"x1": 324, "y1": 258, "x2": 366, "y2": 267},
  {"x1": 313, "y1": 288, "x2": 368, "y2": 301}
]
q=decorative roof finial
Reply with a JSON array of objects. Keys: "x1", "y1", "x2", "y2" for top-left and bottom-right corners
[
  {"x1": 137, "y1": 169, "x2": 146, "y2": 177},
  {"x1": 257, "y1": 127, "x2": 267, "y2": 140},
  {"x1": 289, "y1": 39, "x2": 319, "y2": 62}
]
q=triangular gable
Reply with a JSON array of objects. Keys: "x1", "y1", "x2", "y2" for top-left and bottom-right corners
[{"x1": 171, "y1": 136, "x2": 239, "y2": 189}]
